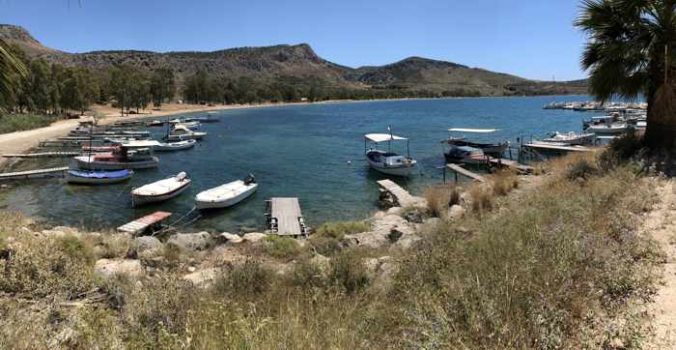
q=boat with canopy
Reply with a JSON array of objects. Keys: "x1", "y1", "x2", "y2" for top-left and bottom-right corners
[
  {"x1": 442, "y1": 128, "x2": 508, "y2": 162},
  {"x1": 364, "y1": 129, "x2": 417, "y2": 177}
]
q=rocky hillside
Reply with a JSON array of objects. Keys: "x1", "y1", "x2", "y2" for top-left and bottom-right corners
[{"x1": 0, "y1": 24, "x2": 587, "y2": 96}]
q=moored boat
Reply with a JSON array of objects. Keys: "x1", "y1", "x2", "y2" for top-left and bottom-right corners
[
  {"x1": 166, "y1": 125, "x2": 207, "y2": 141},
  {"x1": 444, "y1": 145, "x2": 486, "y2": 164},
  {"x1": 364, "y1": 130, "x2": 417, "y2": 177},
  {"x1": 195, "y1": 174, "x2": 258, "y2": 210},
  {"x1": 131, "y1": 172, "x2": 192, "y2": 206},
  {"x1": 74, "y1": 146, "x2": 159, "y2": 170},
  {"x1": 540, "y1": 131, "x2": 596, "y2": 146},
  {"x1": 66, "y1": 169, "x2": 133, "y2": 185},
  {"x1": 155, "y1": 139, "x2": 197, "y2": 152},
  {"x1": 443, "y1": 128, "x2": 508, "y2": 158}
]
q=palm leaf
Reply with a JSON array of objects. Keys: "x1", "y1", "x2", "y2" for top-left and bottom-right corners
[{"x1": 0, "y1": 38, "x2": 27, "y2": 112}]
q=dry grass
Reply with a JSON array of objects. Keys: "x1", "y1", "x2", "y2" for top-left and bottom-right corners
[
  {"x1": 424, "y1": 184, "x2": 460, "y2": 217},
  {"x1": 468, "y1": 183, "x2": 494, "y2": 213},
  {"x1": 489, "y1": 169, "x2": 519, "y2": 196}
]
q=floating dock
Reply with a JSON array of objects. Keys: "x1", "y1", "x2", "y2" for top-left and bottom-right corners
[
  {"x1": 376, "y1": 179, "x2": 425, "y2": 207},
  {"x1": 0, "y1": 167, "x2": 69, "y2": 181},
  {"x1": 446, "y1": 164, "x2": 486, "y2": 183},
  {"x1": 266, "y1": 197, "x2": 309, "y2": 237},
  {"x1": 117, "y1": 211, "x2": 172, "y2": 235},
  {"x1": 3, "y1": 151, "x2": 80, "y2": 158}
]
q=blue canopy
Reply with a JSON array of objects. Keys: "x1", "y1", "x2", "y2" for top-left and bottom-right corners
[{"x1": 68, "y1": 169, "x2": 131, "y2": 179}]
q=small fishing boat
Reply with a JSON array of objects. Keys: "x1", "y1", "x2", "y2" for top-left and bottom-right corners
[
  {"x1": 166, "y1": 125, "x2": 207, "y2": 141},
  {"x1": 364, "y1": 130, "x2": 417, "y2": 177},
  {"x1": 443, "y1": 128, "x2": 508, "y2": 158},
  {"x1": 74, "y1": 146, "x2": 159, "y2": 170},
  {"x1": 147, "y1": 120, "x2": 166, "y2": 127},
  {"x1": 540, "y1": 131, "x2": 596, "y2": 146},
  {"x1": 583, "y1": 114, "x2": 630, "y2": 135},
  {"x1": 131, "y1": 172, "x2": 192, "y2": 206},
  {"x1": 169, "y1": 119, "x2": 201, "y2": 129},
  {"x1": 444, "y1": 145, "x2": 486, "y2": 165},
  {"x1": 155, "y1": 139, "x2": 197, "y2": 152},
  {"x1": 195, "y1": 174, "x2": 258, "y2": 210},
  {"x1": 66, "y1": 169, "x2": 133, "y2": 185}
]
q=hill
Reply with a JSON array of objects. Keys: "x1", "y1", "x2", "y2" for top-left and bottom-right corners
[{"x1": 0, "y1": 24, "x2": 587, "y2": 97}]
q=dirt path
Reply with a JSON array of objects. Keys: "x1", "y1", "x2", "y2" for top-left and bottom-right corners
[{"x1": 645, "y1": 179, "x2": 676, "y2": 349}]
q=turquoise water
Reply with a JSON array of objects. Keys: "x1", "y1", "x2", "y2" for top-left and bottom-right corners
[{"x1": 1, "y1": 96, "x2": 598, "y2": 232}]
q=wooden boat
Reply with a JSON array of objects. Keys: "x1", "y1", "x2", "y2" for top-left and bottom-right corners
[
  {"x1": 444, "y1": 145, "x2": 486, "y2": 165},
  {"x1": 443, "y1": 128, "x2": 508, "y2": 158},
  {"x1": 540, "y1": 131, "x2": 596, "y2": 146},
  {"x1": 364, "y1": 131, "x2": 417, "y2": 177},
  {"x1": 195, "y1": 174, "x2": 258, "y2": 210},
  {"x1": 155, "y1": 139, "x2": 197, "y2": 152},
  {"x1": 74, "y1": 146, "x2": 159, "y2": 170},
  {"x1": 131, "y1": 172, "x2": 191, "y2": 206},
  {"x1": 66, "y1": 169, "x2": 133, "y2": 185},
  {"x1": 166, "y1": 125, "x2": 207, "y2": 141}
]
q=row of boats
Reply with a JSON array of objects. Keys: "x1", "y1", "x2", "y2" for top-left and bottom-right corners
[{"x1": 543, "y1": 101, "x2": 647, "y2": 112}]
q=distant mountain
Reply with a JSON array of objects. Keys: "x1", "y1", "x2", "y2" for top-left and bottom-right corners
[{"x1": 0, "y1": 24, "x2": 587, "y2": 96}]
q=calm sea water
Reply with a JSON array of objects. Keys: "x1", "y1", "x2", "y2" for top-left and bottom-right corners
[{"x1": 1, "y1": 96, "x2": 600, "y2": 232}]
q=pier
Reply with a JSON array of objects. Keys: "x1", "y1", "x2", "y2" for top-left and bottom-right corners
[
  {"x1": 0, "y1": 167, "x2": 69, "y2": 181},
  {"x1": 117, "y1": 211, "x2": 172, "y2": 235},
  {"x1": 487, "y1": 157, "x2": 534, "y2": 174},
  {"x1": 446, "y1": 164, "x2": 486, "y2": 183},
  {"x1": 376, "y1": 179, "x2": 426, "y2": 207},
  {"x1": 3, "y1": 151, "x2": 80, "y2": 158},
  {"x1": 266, "y1": 197, "x2": 309, "y2": 237},
  {"x1": 522, "y1": 143, "x2": 595, "y2": 153}
]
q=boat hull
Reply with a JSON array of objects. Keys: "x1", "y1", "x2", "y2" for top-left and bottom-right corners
[
  {"x1": 66, "y1": 170, "x2": 133, "y2": 185},
  {"x1": 155, "y1": 140, "x2": 196, "y2": 151},
  {"x1": 74, "y1": 156, "x2": 159, "y2": 170},
  {"x1": 132, "y1": 181, "x2": 191, "y2": 206},
  {"x1": 366, "y1": 159, "x2": 417, "y2": 176},
  {"x1": 195, "y1": 183, "x2": 258, "y2": 210}
]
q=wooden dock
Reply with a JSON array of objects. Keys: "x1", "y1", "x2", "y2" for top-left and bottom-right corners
[
  {"x1": 376, "y1": 179, "x2": 425, "y2": 207},
  {"x1": 522, "y1": 143, "x2": 595, "y2": 153},
  {"x1": 267, "y1": 197, "x2": 308, "y2": 237},
  {"x1": 0, "y1": 167, "x2": 69, "y2": 181},
  {"x1": 3, "y1": 151, "x2": 80, "y2": 158},
  {"x1": 117, "y1": 211, "x2": 172, "y2": 235},
  {"x1": 487, "y1": 157, "x2": 534, "y2": 174},
  {"x1": 446, "y1": 164, "x2": 486, "y2": 183}
]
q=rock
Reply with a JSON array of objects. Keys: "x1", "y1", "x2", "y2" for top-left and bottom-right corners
[
  {"x1": 394, "y1": 234, "x2": 421, "y2": 249},
  {"x1": 167, "y1": 232, "x2": 213, "y2": 252},
  {"x1": 343, "y1": 214, "x2": 416, "y2": 249},
  {"x1": 423, "y1": 217, "x2": 442, "y2": 228},
  {"x1": 187, "y1": 266, "x2": 196, "y2": 273},
  {"x1": 132, "y1": 236, "x2": 162, "y2": 254},
  {"x1": 386, "y1": 207, "x2": 403, "y2": 216},
  {"x1": 242, "y1": 232, "x2": 267, "y2": 243},
  {"x1": 373, "y1": 211, "x2": 386, "y2": 219},
  {"x1": 447, "y1": 205, "x2": 466, "y2": 220},
  {"x1": 219, "y1": 232, "x2": 243, "y2": 245},
  {"x1": 403, "y1": 209, "x2": 424, "y2": 223},
  {"x1": 94, "y1": 259, "x2": 143, "y2": 279},
  {"x1": 182, "y1": 267, "x2": 220, "y2": 288}
]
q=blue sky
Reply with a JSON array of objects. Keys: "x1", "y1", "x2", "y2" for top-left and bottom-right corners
[{"x1": 0, "y1": 0, "x2": 587, "y2": 80}]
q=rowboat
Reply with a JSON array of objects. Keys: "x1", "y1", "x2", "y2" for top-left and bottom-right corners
[
  {"x1": 155, "y1": 139, "x2": 197, "y2": 152},
  {"x1": 74, "y1": 146, "x2": 159, "y2": 170},
  {"x1": 195, "y1": 174, "x2": 258, "y2": 210},
  {"x1": 444, "y1": 145, "x2": 486, "y2": 165},
  {"x1": 66, "y1": 169, "x2": 133, "y2": 185},
  {"x1": 131, "y1": 172, "x2": 192, "y2": 206},
  {"x1": 540, "y1": 131, "x2": 596, "y2": 146},
  {"x1": 166, "y1": 125, "x2": 207, "y2": 141},
  {"x1": 364, "y1": 129, "x2": 417, "y2": 177}
]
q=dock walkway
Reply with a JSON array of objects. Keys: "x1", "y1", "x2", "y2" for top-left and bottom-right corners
[
  {"x1": 117, "y1": 211, "x2": 172, "y2": 235},
  {"x1": 267, "y1": 197, "x2": 308, "y2": 237},
  {"x1": 376, "y1": 179, "x2": 426, "y2": 207},
  {"x1": 0, "y1": 166, "x2": 69, "y2": 181},
  {"x1": 487, "y1": 157, "x2": 534, "y2": 174},
  {"x1": 446, "y1": 164, "x2": 486, "y2": 183},
  {"x1": 522, "y1": 143, "x2": 595, "y2": 153}
]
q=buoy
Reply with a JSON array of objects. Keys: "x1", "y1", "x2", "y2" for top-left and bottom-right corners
[{"x1": 347, "y1": 160, "x2": 352, "y2": 165}]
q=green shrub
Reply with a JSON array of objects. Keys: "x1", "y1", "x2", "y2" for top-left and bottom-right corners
[
  {"x1": 214, "y1": 260, "x2": 273, "y2": 297},
  {"x1": 0, "y1": 114, "x2": 57, "y2": 134},
  {"x1": 314, "y1": 220, "x2": 371, "y2": 240},
  {"x1": 264, "y1": 235, "x2": 302, "y2": 260},
  {"x1": 566, "y1": 157, "x2": 599, "y2": 181},
  {"x1": 330, "y1": 251, "x2": 370, "y2": 294}
]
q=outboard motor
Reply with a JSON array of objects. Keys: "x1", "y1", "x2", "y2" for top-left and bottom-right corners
[{"x1": 244, "y1": 173, "x2": 256, "y2": 185}]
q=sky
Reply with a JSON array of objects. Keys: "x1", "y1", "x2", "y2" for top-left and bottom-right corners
[{"x1": 0, "y1": 0, "x2": 588, "y2": 81}]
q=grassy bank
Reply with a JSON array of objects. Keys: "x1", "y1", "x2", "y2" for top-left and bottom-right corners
[
  {"x1": 0, "y1": 149, "x2": 662, "y2": 348},
  {"x1": 0, "y1": 114, "x2": 57, "y2": 134}
]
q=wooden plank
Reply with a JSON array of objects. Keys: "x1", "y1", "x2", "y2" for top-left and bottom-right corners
[
  {"x1": 270, "y1": 197, "x2": 303, "y2": 236},
  {"x1": 446, "y1": 164, "x2": 486, "y2": 183},
  {"x1": 376, "y1": 179, "x2": 422, "y2": 207},
  {"x1": 522, "y1": 143, "x2": 595, "y2": 152},
  {"x1": 117, "y1": 211, "x2": 172, "y2": 235},
  {"x1": 487, "y1": 157, "x2": 534, "y2": 174},
  {"x1": 0, "y1": 167, "x2": 69, "y2": 180}
]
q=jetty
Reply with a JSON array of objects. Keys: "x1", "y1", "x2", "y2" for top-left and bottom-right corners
[
  {"x1": 487, "y1": 157, "x2": 534, "y2": 174},
  {"x1": 376, "y1": 179, "x2": 426, "y2": 207},
  {"x1": 117, "y1": 211, "x2": 172, "y2": 235},
  {"x1": 266, "y1": 197, "x2": 309, "y2": 237},
  {"x1": 2, "y1": 151, "x2": 80, "y2": 158},
  {"x1": 522, "y1": 143, "x2": 595, "y2": 153},
  {"x1": 446, "y1": 164, "x2": 486, "y2": 183},
  {"x1": 0, "y1": 166, "x2": 69, "y2": 181}
]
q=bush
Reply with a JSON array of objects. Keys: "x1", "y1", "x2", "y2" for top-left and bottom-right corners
[
  {"x1": 424, "y1": 185, "x2": 460, "y2": 217},
  {"x1": 264, "y1": 235, "x2": 302, "y2": 260},
  {"x1": 0, "y1": 114, "x2": 57, "y2": 134},
  {"x1": 566, "y1": 157, "x2": 599, "y2": 181},
  {"x1": 330, "y1": 251, "x2": 370, "y2": 294},
  {"x1": 468, "y1": 184, "x2": 493, "y2": 213},
  {"x1": 215, "y1": 260, "x2": 273, "y2": 297},
  {"x1": 311, "y1": 220, "x2": 371, "y2": 256},
  {"x1": 490, "y1": 169, "x2": 519, "y2": 196}
]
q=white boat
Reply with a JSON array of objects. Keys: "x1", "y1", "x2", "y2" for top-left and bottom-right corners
[
  {"x1": 131, "y1": 172, "x2": 192, "y2": 206},
  {"x1": 195, "y1": 174, "x2": 258, "y2": 210},
  {"x1": 166, "y1": 125, "x2": 207, "y2": 141},
  {"x1": 155, "y1": 139, "x2": 197, "y2": 152},
  {"x1": 585, "y1": 122, "x2": 629, "y2": 135},
  {"x1": 66, "y1": 169, "x2": 133, "y2": 185},
  {"x1": 74, "y1": 146, "x2": 159, "y2": 170},
  {"x1": 169, "y1": 119, "x2": 201, "y2": 129},
  {"x1": 364, "y1": 131, "x2": 417, "y2": 177},
  {"x1": 540, "y1": 131, "x2": 596, "y2": 145}
]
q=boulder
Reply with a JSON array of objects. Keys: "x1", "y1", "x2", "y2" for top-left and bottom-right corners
[
  {"x1": 242, "y1": 232, "x2": 267, "y2": 243},
  {"x1": 386, "y1": 207, "x2": 403, "y2": 216},
  {"x1": 393, "y1": 233, "x2": 421, "y2": 249},
  {"x1": 447, "y1": 205, "x2": 466, "y2": 220},
  {"x1": 41, "y1": 226, "x2": 78, "y2": 237},
  {"x1": 132, "y1": 236, "x2": 163, "y2": 254},
  {"x1": 94, "y1": 259, "x2": 143, "y2": 279},
  {"x1": 167, "y1": 232, "x2": 213, "y2": 252},
  {"x1": 219, "y1": 232, "x2": 243, "y2": 245},
  {"x1": 182, "y1": 267, "x2": 220, "y2": 288},
  {"x1": 373, "y1": 211, "x2": 386, "y2": 219}
]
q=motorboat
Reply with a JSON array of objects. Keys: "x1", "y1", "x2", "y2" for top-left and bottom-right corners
[
  {"x1": 166, "y1": 125, "x2": 207, "y2": 141},
  {"x1": 195, "y1": 174, "x2": 258, "y2": 210},
  {"x1": 444, "y1": 145, "x2": 487, "y2": 165},
  {"x1": 147, "y1": 120, "x2": 166, "y2": 127},
  {"x1": 364, "y1": 131, "x2": 417, "y2": 177},
  {"x1": 155, "y1": 139, "x2": 197, "y2": 152},
  {"x1": 583, "y1": 113, "x2": 630, "y2": 135},
  {"x1": 66, "y1": 169, "x2": 133, "y2": 185},
  {"x1": 169, "y1": 119, "x2": 201, "y2": 129},
  {"x1": 540, "y1": 131, "x2": 596, "y2": 146},
  {"x1": 73, "y1": 145, "x2": 159, "y2": 170},
  {"x1": 131, "y1": 172, "x2": 192, "y2": 206},
  {"x1": 443, "y1": 128, "x2": 508, "y2": 159}
]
